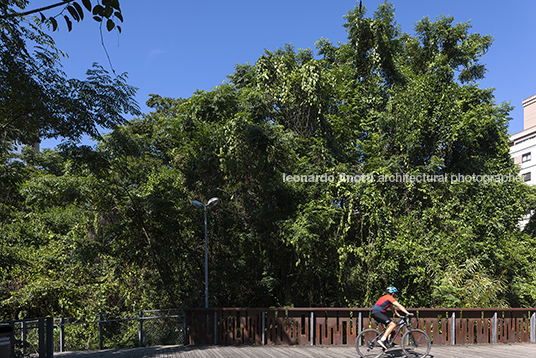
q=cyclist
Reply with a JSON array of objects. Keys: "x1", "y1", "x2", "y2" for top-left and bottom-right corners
[{"x1": 371, "y1": 286, "x2": 412, "y2": 349}]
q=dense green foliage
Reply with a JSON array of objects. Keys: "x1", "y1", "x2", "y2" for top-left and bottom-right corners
[
  {"x1": 2, "y1": 2, "x2": 536, "y2": 320},
  {"x1": 1, "y1": 0, "x2": 135, "y2": 148}
]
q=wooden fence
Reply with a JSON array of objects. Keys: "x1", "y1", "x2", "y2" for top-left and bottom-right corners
[{"x1": 184, "y1": 308, "x2": 536, "y2": 346}]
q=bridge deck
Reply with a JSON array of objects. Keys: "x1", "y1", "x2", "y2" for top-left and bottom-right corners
[{"x1": 54, "y1": 343, "x2": 536, "y2": 358}]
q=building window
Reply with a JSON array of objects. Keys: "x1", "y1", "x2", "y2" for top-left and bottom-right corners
[
  {"x1": 522, "y1": 152, "x2": 531, "y2": 162},
  {"x1": 522, "y1": 172, "x2": 531, "y2": 182}
]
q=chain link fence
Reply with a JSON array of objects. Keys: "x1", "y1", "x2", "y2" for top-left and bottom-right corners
[{"x1": 4, "y1": 309, "x2": 185, "y2": 357}]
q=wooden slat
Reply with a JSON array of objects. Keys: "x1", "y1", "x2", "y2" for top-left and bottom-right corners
[
  {"x1": 266, "y1": 310, "x2": 276, "y2": 345},
  {"x1": 296, "y1": 312, "x2": 309, "y2": 345}
]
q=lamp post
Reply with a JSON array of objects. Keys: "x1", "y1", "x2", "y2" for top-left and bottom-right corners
[{"x1": 192, "y1": 197, "x2": 219, "y2": 308}]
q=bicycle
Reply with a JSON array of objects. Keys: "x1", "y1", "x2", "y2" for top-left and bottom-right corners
[{"x1": 355, "y1": 314, "x2": 431, "y2": 358}]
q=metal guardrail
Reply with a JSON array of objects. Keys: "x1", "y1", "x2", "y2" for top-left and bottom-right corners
[
  {"x1": 185, "y1": 308, "x2": 536, "y2": 346},
  {"x1": 1, "y1": 308, "x2": 185, "y2": 357}
]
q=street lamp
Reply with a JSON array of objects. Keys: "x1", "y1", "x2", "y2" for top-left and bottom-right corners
[{"x1": 192, "y1": 197, "x2": 219, "y2": 308}]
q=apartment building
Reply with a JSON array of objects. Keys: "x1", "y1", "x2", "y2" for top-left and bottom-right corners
[
  {"x1": 510, "y1": 94, "x2": 536, "y2": 184},
  {"x1": 510, "y1": 94, "x2": 536, "y2": 228}
]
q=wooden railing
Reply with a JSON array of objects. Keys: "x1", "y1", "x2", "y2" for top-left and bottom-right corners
[{"x1": 184, "y1": 308, "x2": 536, "y2": 346}]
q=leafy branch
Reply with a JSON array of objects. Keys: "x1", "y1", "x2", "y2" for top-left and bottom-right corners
[{"x1": 1, "y1": 0, "x2": 123, "y2": 33}]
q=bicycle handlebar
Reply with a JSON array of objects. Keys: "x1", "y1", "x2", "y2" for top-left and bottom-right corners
[{"x1": 396, "y1": 314, "x2": 414, "y2": 326}]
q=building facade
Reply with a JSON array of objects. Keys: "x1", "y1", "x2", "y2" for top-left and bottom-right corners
[
  {"x1": 510, "y1": 94, "x2": 536, "y2": 184},
  {"x1": 509, "y1": 94, "x2": 536, "y2": 228}
]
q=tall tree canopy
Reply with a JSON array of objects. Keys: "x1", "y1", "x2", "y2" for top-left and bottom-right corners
[
  {"x1": 0, "y1": 0, "x2": 136, "y2": 148},
  {"x1": 1, "y1": 0, "x2": 138, "y2": 235},
  {"x1": 2, "y1": 2, "x2": 536, "y2": 320}
]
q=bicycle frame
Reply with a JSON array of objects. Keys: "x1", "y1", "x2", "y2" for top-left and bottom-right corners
[{"x1": 376, "y1": 316, "x2": 410, "y2": 346}]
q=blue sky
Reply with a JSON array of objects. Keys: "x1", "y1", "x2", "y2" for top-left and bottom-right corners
[{"x1": 30, "y1": 0, "x2": 536, "y2": 149}]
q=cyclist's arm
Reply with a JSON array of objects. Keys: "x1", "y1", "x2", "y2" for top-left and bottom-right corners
[{"x1": 392, "y1": 301, "x2": 410, "y2": 315}]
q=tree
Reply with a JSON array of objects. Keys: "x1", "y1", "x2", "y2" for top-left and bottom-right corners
[
  {"x1": 0, "y1": 0, "x2": 136, "y2": 148},
  {"x1": 323, "y1": 3, "x2": 533, "y2": 307},
  {"x1": 0, "y1": 0, "x2": 138, "y2": 230},
  {"x1": 2, "y1": 1, "x2": 536, "y2": 320},
  {"x1": 1, "y1": 0, "x2": 140, "y2": 318}
]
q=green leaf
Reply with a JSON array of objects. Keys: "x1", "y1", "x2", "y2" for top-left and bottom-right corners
[
  {"x1": 82, "y1": 0, "x2": 92, "y2": 12},
  {"x1": 104, "y1": 0, "x2": 120, "y2": 11},
  {"x1": 40, "y1": 12, "x2": 46, "y2": 23},
  {"x1": 64, "y1": 16, "x2": 73, "y2": 31},
  {"x1": 92, "y1": 16, "x2": 102, "y2": 22},
  {"x1": 113, "y1": 0, "x2": 121, "y2": 11},
  {"x1": 73, "y1": 2, "x2": 85, "y2": 20},
  {"x1": 114, "y1": 11, "x2": 123, "y2": 22},
  {"x1": 103, "y1": 6, "x2": 114, "y2": 19},
  {"x1": 67, "y1": 6, "x2": 80, "y2": 22},
  {"x1": 92, "y1": 4, "x2": 104, "y2": 16},
  {"x1": 50, "y1": 17, "x2": 58, "y2": 31},
  {"x1": 116, "y1": 25, "x2": 122, "y2": 34},
  {"x1": 106, "y1": 19, "x2": 115, "y2": 31}
]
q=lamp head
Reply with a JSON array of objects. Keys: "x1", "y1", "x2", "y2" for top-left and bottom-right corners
[
  {"x1": 191, "y1": 200, "x2": 204, "y2": 208},
  {"x1": 207, "y1": 197, "x2": 220, "y2": 207}
]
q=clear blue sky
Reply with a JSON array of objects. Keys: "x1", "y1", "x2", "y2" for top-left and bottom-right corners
[{"x1": 30, "y1": 0, "x2": 536, "y2": 149}]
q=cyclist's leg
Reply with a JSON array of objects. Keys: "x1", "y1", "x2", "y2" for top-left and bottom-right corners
[
  {"x1": 371, "y1": 312, "x2": 394, "y2": 348},
  {"x1": 383, "y1": 321, "x2": 396, "y2": 339},
  {"x1": 371, "y1": 312, "x2": 392, "y2": 333}
]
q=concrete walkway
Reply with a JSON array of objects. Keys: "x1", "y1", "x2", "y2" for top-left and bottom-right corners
[{"x1": 54, "y1": 343, "x2": 536, "y2": 358}]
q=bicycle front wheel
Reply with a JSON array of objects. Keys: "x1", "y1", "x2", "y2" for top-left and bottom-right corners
[
  {"x1": 401, "y1": 329, "x2": 431, "y2": 358},
  {"x1": 355, "y1": 328, "x2": 384, "y2": 358}
]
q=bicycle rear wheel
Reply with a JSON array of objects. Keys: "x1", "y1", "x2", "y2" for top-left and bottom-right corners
[
  {"x1": 355, "y1": 328, "x2": 384, "y2": 358},
  {"x1": 401, "y1": 329, "x2": 431, "y2": 358}
]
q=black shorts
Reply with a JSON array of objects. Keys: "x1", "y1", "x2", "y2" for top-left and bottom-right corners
[{"x1": 371, "y1": 311, "x2": 392, "y2": 325}]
